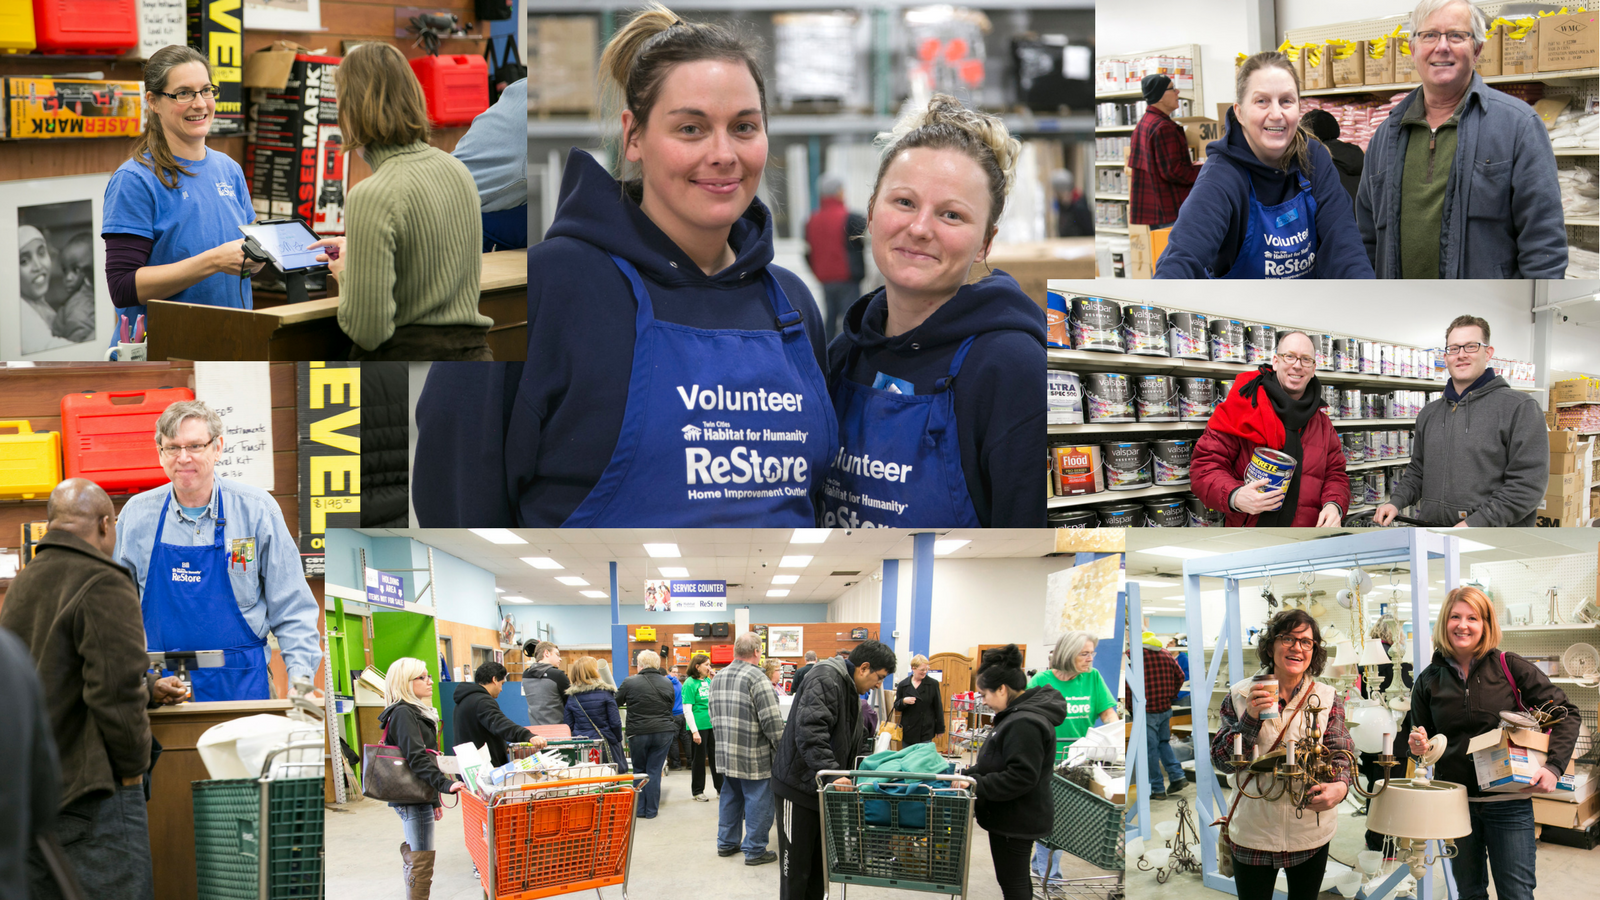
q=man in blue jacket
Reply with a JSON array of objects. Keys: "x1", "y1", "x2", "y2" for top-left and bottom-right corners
[{"x1": 1356, "y1": 0, "x2": 1566, "y2": 278}]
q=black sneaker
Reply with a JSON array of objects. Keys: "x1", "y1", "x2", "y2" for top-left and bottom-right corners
[
  {"x1": 1150, "y1": 791, "x2": 1168, "y2": 801},
  {"x1": 1167, "y1": 780, "x2": 1188, "y2": 794},
  {"x1": 746, "y1": 851, "x2": 778, "y2": 866},
  {"x1": 717, "y1": 847, "x2": 741, "y2": 857}
]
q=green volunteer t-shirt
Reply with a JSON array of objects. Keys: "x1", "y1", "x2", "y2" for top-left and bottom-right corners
[{"x1": 1028, "y1": 667, "x2": 1117, "y2": 741}]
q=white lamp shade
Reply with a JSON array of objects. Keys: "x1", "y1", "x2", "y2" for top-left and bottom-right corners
[
  {"x1": 1367, "y1": 779, "x2": 1472, "y2": 840},
  {"x1": 1144, "y1": 847, "x2": 1173, "y2": 868},
  {"x1": 1359, "y1": 639, "x2": 1392, "y2": 666},
  {"x1": 1347, "y1": 701, "x2": 1397, "y2": 755}
]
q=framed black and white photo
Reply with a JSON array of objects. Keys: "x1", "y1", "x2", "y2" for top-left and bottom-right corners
[{"x1": 1, "y1": 174, "x2": 113, "y2": 360}]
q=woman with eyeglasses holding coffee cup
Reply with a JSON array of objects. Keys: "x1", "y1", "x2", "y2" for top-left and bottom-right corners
[
  {"x1": 1210, "y1": 610, "x2": 1354, "y2": 900},
  {"x1": 1191, "y1": 330, "x2": 1350, "y2": 526}
]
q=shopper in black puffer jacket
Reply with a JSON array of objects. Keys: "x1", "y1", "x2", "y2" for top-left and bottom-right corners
[
  {"x1": 614, "y1": 651, "x2": 679, "y2": 818},
  {"x1": 773, "y1": 641, "x2": 897, "y2": 899},
  {"x1": 376, "y1": 658, "x2": 464, "y2": 900},
  {"x1": 361, "y1": 361, "x2": 410, "y2": 527},
  {"x1": 966, "y1": 644, "x2": 1067, "y2": 900}
]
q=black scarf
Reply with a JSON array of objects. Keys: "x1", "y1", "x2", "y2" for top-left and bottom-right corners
[{"x1": 1250, "y1": 367, "x2": 1323, "y2": 527}]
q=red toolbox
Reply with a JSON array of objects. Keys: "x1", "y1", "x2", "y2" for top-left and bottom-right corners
[
  {"x1": 710, "y1": 644, "x2": 734, "y2": 665},
  {"x1": 409, "y1": 54, "x2": 490, "y2": 127},
  {"x1": 61, "y1": 388, "x2": 195, "y2": 494},
  {"x1": 31, "y1": 0, "x2": 139, "y2": 56}
]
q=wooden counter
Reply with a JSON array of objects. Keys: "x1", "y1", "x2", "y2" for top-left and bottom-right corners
[
  {"x1": 148, "y1": 699, "x2": 325, "y2": 900},
  {"x1": 147, "y1": 249, "x2": 527, "y2": 360}
]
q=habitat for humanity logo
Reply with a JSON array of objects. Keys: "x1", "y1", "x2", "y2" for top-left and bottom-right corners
[
  {"x1": 682, "y1": 424, "x2": 703, "y2": 441},
  {"x1": 215, "y1": 182, "x2": 236, "y2": 198},
  {"x1": 170, "y1": 560, "x2": 203, "y2": 583}
]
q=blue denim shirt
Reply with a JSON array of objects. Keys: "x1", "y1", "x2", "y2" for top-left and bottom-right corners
[
  {"x1": 450, "y1": 78, "x2": 527, "y2": 213},
  {"x1": 112, "y1": 477, "x2": 323, "y2": 681}
]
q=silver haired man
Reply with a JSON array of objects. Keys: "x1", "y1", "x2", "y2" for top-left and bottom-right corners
[{"x1": 113, "y1": 400, "x2": 322, "y2": 702}]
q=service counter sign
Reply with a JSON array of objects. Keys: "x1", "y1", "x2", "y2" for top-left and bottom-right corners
[
  {"x1": 365, "y1": 567, "x2": 404, "y2": 609},
  {"x1": 645, "y1": 579, "x2": 727, "y2": 611},
  {"x1": 297, "y1": 362, "x2": 359, "y2": 578}
]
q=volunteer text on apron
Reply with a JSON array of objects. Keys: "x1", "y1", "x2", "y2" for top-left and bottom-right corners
[{"x1": 1218, "y1": 169, "x2": 1319, "y2": 280}]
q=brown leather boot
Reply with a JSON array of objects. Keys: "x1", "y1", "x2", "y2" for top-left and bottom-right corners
[
  {"x1": 400, "y1": 842, "x2": 415, "y2": 894},
  {"x1": 407, "y1": 849, "x2": 437, "y2": 900}
]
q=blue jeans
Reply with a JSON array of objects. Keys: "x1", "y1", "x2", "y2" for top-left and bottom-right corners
[
  {"x1": 29, "y1": 783, "x2": 153, "y2": 900},
  {"x1": 481, "y1": 205, "x2": 528, "y2": 252},
  {"x1": 1146, "y1": 709, "x2": 1185, "y2": 793},
  {"x1": 1449, "y1": 799, "x2": 1537, "y2": 900},
  {"x1": 391, "y1": 802, "x2": 436, "y2": 851},
  {"x1": 717, "y1": 776, "x2": 775, "y2": 859},
  {"x1": 630, "y1": 730, "x2": 672, "y2": 817},
  {"x1": 1032, "y1": 842, "x2": 1065, "y2": 882}
]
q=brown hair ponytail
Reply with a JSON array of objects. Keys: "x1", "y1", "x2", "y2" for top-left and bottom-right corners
[
  {"x1": 1233, "y1": 51, "x2": 1313, "y2": 175},
  {"x1": 131, "y1": 45, "x2": 212, "y2": 190}
]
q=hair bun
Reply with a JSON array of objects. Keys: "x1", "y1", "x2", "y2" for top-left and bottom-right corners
[
  {"x1": 877, "y1": 93, "x2": 1021, "y2": 195},
  {"x1": 980, "y1": 643, "x2": 1024, "y2": 671}
]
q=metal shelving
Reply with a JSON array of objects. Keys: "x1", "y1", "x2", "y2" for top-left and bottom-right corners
[
  {"x1": 1048, "y1": 482, "x2": 1190, "y2": 509},
  {"x1": 1300, "y1": 66, "x2": 1600, "y2": 98}
]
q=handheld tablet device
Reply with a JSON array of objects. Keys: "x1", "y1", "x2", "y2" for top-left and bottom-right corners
[{"x1": 238, "y1": 220, "x2": 324, "y2": 272}]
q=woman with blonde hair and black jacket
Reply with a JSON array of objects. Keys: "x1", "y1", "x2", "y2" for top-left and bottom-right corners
[{"x1": 376, "y1": 657, "x2": 465, "y2": 899}]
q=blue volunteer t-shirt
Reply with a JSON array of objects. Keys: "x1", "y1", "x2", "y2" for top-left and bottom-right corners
[{"x1": 102, "y1": 149, "x2": 256, "y2": 327}]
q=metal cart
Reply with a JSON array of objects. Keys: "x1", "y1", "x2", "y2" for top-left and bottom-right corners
[
  {"x1": 193, "y1": 738, "x2": 326, "y2": 900},
  {"x1": 510, "y1": 737, "x2": 614, "y2": 768},
  {"x1": 1035, "y1": 766, "x2": 1125, "y2": 900},
  {"x1": 818, "y1": 769, "x2": 977, "y2": 899},
  {"x1": 462, "y1": 772, "x2": 647, "y2": 899}
]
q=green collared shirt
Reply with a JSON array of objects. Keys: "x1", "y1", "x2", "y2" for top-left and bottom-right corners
[{"x1": 1397, "y1": 93, "x2": 1468, "y2": 279}]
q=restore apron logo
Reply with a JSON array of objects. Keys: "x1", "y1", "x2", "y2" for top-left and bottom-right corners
[
  {"x1": 676, "y1": 383, "x2": 806, "y2": 413},
  {"x1": 171, "y1": 560, "x2": 204, "y2": 583}
]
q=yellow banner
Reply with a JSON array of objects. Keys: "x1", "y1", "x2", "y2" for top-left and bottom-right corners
[{"x1": 4, "y1": 78, "x2": 142, "y2": 140}]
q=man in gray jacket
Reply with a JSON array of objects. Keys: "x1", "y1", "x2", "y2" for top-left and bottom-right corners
[
  {"x1": 1375, "y1": 316, "x2": 1548, "y2": 526},
  {"x1": 521, "y1": 641, "x2": 569, "y2": 727},
  {"x1": 1355, "y1": 0, "x2": 1565, "y2": 278}
]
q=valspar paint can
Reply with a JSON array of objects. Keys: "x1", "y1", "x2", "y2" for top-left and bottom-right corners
[
  {"x1": 1046, "y1": 290, "x2": 1070, "y2": 348},
  {"x1": 1209, "y1": 318, "x2": 1245, "y2": 362},
  {"x1": 1243, "y1": 447, "x2": 1296, "y2": 493},
  {"x1": 1314, "y1": 334, "x2": 1335, "y2": 370},
  {"x1": 1178, "y1": 377, "x2": 1214, "y2": 421},
  {"x1": 1367, "y1": 471, "x2": 1386, "y2": 505},
  {"x1": 1070, "y1": 296, "x2": 1122, "y2": 352},
  {"x1": 1136, "y1": 375, "x2": 1179, "y2": 421},
  {"x1": 1122, "y1": 304, "x2": 1170, "y2": 356},
  {"x1": 1334, "y1": 338, "x2": 1359, "y2": 373},
  {"x1": 1400, "y1": 431, "x2": 1412, "y2": 458},
  {"x1": 1380, "y1": 343, "x2": 1395, "y2": 376},
  {"x1": 1144, "y1": 498, "x2": 1188, "y2": 527},
  {"x1": 1083, "y1": 373, "x2": 1135, "y2": 423},
  {"x1": 1321, "y1": 385, "x2": 1341, "y2": 417},
  {"x1": 1167, "y1": 311, "x2": 1210, "y2": 359},
  {"x1": 1047, "y1": 370, "x2": 1082, "y2": 425},
  {"x1": 1245, "y1": 324, "x2": 1276, "y2": 364},
  {"x1": 1342, "y1": 431, "x2": 1366, "y2": 463},
  {"x1": 1151, "y1": 438, "x2": 1193, "y2": 485},
  {"x1": 1360, "y1": 341, "x2": 1379, "y2": 374},
  {"x1": 1186, "y1": 494, "x2": 1225, "y2": 527},
  {"x1": 1095, "y1": 502, "x2": 1144, "y2": 527},
  {"x1": 1100, "y1": 441, "x2": 1153, "y2": 491},
  {"x1": 1384, "y1": 430, "x2": 1400, "y2": 460},
  {"x1": 1341, "y1": 389, "x2": 1361, "y2": 419},
  {"x1": 1366, "y1": 431, "x2": 1383, "y2": 459},
  {"x1": 1049, "y1": 508, "x2": 1099, "y2": 528}
]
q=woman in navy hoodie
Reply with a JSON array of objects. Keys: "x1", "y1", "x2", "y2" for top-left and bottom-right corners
[
  {"x1": 410, "y1": 4, "x2": 835, "y2": 526},
  {"x1": 821, "y1": 96, "x2": 1047, "y2": 528},
  {"x1": 1154, "y1": 52, "x2": 1374, "y2": 279}
]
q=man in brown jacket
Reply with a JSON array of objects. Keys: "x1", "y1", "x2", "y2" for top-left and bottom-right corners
[{"x1": 0, "y1": 478, "x2": 185, "y2": 900}]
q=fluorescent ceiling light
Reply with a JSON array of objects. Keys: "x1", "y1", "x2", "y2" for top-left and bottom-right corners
[
  {"x1": 555, "y1": 576, "x2": 589, "y2": 586},
  {"x1": 644, "y1": 543, "x2": 681, "y2": 558},
  {"x1": 658, "y1": 567, "x2": 689, "y2": 577},
  {"x1": 1138, "y1": 545, "x2": 1218, "y2": 560},
  {"x1": 470, "y1": 528, "x2": 526, "y2": 544},
  {"x1": 580, "y1": 590, "x2": 608, "y2": 598},
  {"x1": 1425, "y1": 531, "x2": 1494, "y2": 553},
  {"x1": 494, "y1": 587, "x2": 505, "y2": 593},
  {"x1": 773, "y1": 575, "x2": 800, "y2": 585},
  {"x1": 934, "y1": 539, "x2": 970, "y2": 555},
  {"x1": 779, "y1": 555, "x2": 813, "y2": 568},
  {"x1": 767, "y1": 589, "x2": 791, "y2": 597},
  {"x1": 501, "y1": 595, "x2": 531, "y2": 604},
  {"x1": 790, "y1": 529, "x2": 830, "y2": 544},
  {"x1": 521, "y1": 557, "x2": 563, "y2": 569}
]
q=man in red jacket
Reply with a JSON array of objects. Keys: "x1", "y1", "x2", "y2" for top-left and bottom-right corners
[
  {"x1": 804, "y1": 174, "x2": 867, "y2": 343},
  {"x1": 1191, "y1": 331, "x2": 1350, "y2": 526}
]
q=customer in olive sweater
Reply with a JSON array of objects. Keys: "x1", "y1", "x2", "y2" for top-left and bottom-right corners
[{"x1": 308, "y1": 41, "x2": 492, "y2": 361}]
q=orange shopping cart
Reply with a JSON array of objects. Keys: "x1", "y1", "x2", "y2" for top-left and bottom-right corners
[{"x1": 462, "y1": 773, "x2": 648, "y2": 900}]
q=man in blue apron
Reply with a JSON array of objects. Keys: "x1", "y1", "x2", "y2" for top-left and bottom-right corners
[{"x1": 114, "y1": 400, "x2": 322, "y2": 702}]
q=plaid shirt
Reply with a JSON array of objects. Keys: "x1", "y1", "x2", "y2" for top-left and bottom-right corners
[
  {"x1": 1127, "y1": 109, "x2": 1200, "y2": 226},
  {"x1": 708, "y1": 658, "x2": 786, "y2": 780},
  {"x1": 1126, "y1": 648, "x2": 1186, "y2": 713},
  {"x1": 1210, "y1": 681, "x2": 1354, "y2": 870}
]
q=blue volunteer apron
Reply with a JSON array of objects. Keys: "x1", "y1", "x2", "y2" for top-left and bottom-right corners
[
  {"x1": 1217, "y1": 169, "x2": 1318, "y2": 280},
  {"x1": 820, "y1": 335, "x2": 982, "y2": 528},
  {"x1": 142, "y1": 489, "x2": 271, "y2": 701},
  {"x1": 563, "y1": 254, "x2": 837, "y2": 526}
]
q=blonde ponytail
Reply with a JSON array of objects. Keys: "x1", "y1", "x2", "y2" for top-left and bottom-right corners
[
  {"x1": 131, "y1": 45, "x2": 211, "y2": 190},
  {"x1": 870, "y1": 93, "x2": 1021, "y2": 235}
]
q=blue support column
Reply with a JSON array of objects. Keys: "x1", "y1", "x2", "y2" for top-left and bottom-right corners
[
  {"x1": 880, "y1": 559, "x2": 899, "y2": 653},
  {"x1": 909, "y1": 533, "x2": 935, "y2": 658},
  {"x1": 610, "y1": 561, "x2": 628, "y2": 676}
]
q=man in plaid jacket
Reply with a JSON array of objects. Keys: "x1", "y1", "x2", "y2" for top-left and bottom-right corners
[
  {"x1": 709, "y1": 632, "x2": 785, "y2": 866},
  {"x1": 1128, "y1": 73, "x2": 1201, "y2": 228}
]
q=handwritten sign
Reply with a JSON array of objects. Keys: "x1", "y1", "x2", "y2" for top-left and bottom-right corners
[
  {"x1": 139, "y1": 0, "x2": 187, "y2": 61},
  {"x1": 194, "y1": 362, "x2": 275, "y2": 492}
]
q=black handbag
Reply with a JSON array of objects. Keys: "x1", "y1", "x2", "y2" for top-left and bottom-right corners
[
  {"x1": 362, "y1": 717, "x2": 441, "y2": 805},
  {"x1": 475, "y1": 0, "x2": 513, "y2": 20},
  {"x1": 483, "y1": 35, "x2": 526, "y2": 104}
]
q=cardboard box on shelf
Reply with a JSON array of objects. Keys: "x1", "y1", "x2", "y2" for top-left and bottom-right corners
[
  {"x1": 1538, "y1": 490, "x2": 1585, "y2": 525},
  {"x1": 1548, "y1": 471, "x2": 1584, "y2": 496},
  {"x1": 1501, "y1": 20, "x2": 1539, "y2": 75},
  {"x1": 1537, "y1": 11, "x2": 1599, "y2": 72},
  {"x1": 1552, "y1": 378, "x2": 1600, "y2": 405},
  {"x1": 3, "y1": 77, "x2": 142, "y2": 139},
  {"x1": 1365, "y1": 37, "x2": 1397, "y2": 84},
  {"x1": 530, "y1": 16, "x2": 598, "y2": 113},
  {"x1": 1331, "y1": 40, "x2": 1365, "y2": 86},
  {"x1": 1395, "y1": 38, "x2": 1419, "y2": 84},
  {"x1": 1173, "y1": 116, "x2": 1221, "y2": 161},
  {"x1": 1475, "y1": 24, "x2": 1504, "y2": 77},
  {"x1": 1303, "y1": 43, "x2": 1334, "y2": 90},
  {"x1": 1532, "y1": 792, "x2": 1600, "y2": 828}
]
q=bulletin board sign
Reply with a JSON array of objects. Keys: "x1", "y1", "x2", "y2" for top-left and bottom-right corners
[
  {"x1": 296, "y1": 361, "x2": 360, "y2": 578},
  {"x1": 4, "y1": 78, "x2": 142, "y2": 139}
]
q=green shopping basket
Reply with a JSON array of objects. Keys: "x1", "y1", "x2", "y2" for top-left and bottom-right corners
[
  {"x1": 193, "y1": 740, "x2": 324, "y2": 899},
  {"x1": 1040, "y1": 771, "x2": 1124, "y2": 871},
  {"x1": 818, "y1": 769, "x2": 976, "y2": 897}
]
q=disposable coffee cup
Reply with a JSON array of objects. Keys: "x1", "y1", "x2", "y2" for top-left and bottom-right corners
[
  {"x1": 104, "y1": 341, "x2": 147, "y2": 362},
  {"x1": 1252, "y1": 674, "x2": 1279, "y2": 720}
]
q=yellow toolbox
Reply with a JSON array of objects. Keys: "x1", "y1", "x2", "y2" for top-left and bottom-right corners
[
  {"x1": 0, "y1": 421, "x2": 62, "y2": 500},
  {"x1": 0, "y1": 2, "x2": 36, "y2": 54},
  {"x1": 635, "y1": 626, "x2": 657, "y2": 642}
]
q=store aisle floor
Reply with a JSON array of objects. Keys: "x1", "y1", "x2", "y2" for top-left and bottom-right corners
[{"x1": 326, "y1": 765, "x2": 1116, "y2": 898}]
